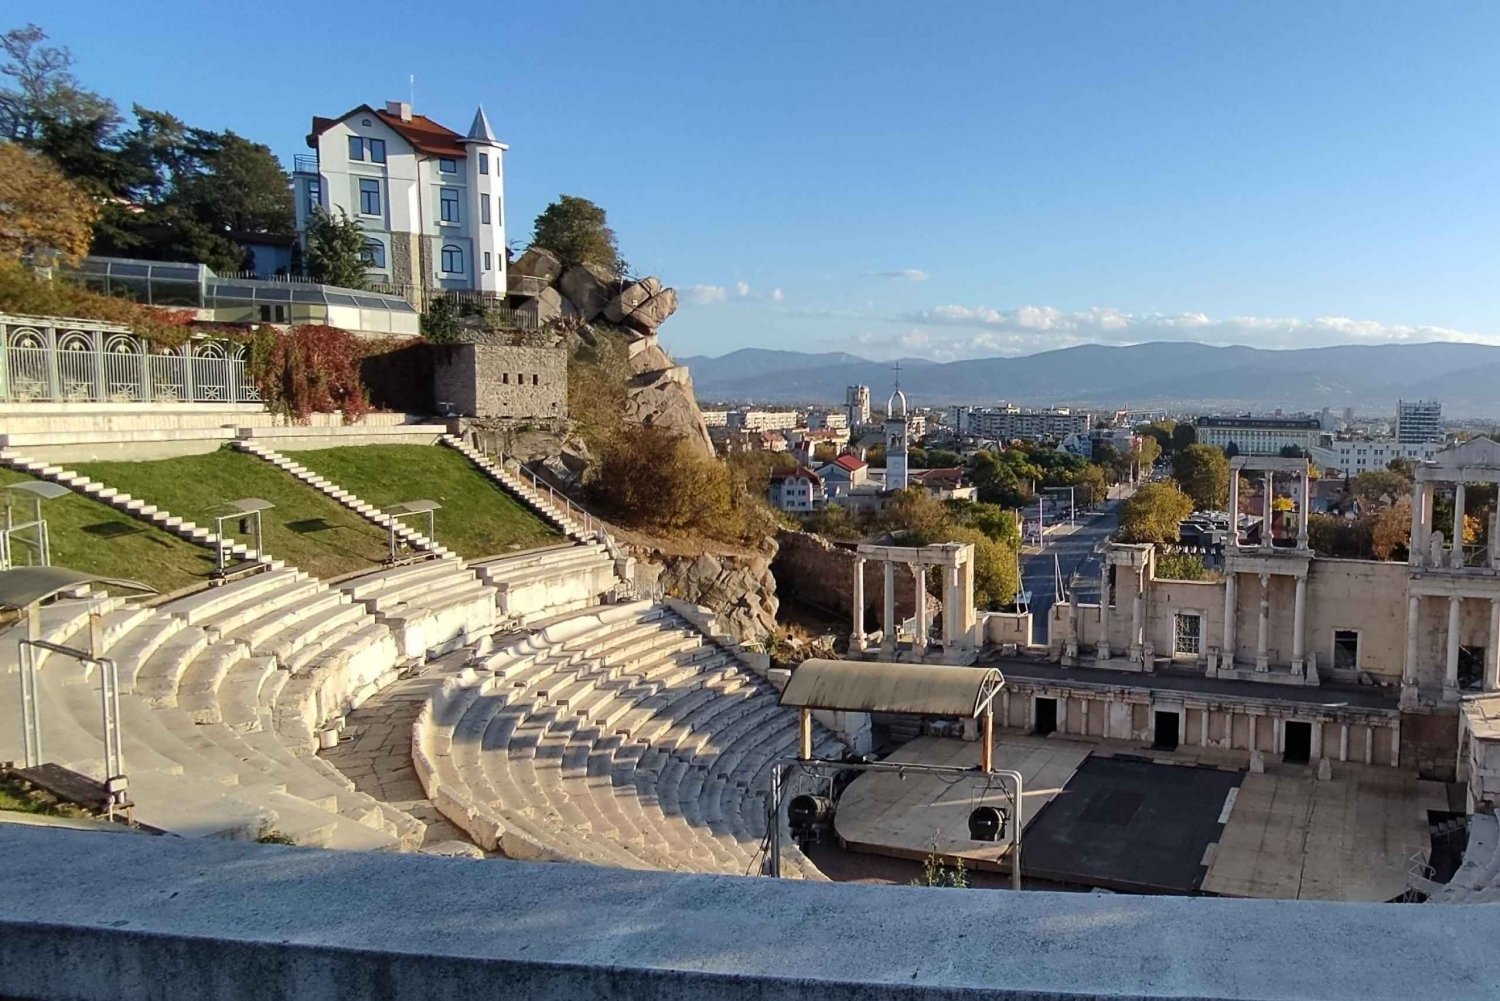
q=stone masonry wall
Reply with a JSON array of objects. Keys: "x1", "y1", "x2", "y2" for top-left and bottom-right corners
[
  {"x1": 433, "y1": 344, "x2": 567, "y2": 421},
  {"x1": 772, "y1": 529, "x2": 924, "y2": 633}
]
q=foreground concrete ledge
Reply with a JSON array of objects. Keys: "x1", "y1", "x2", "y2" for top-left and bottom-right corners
[{"x1": 0, "y1": 826, "x2": 1495, "y2": 1001}]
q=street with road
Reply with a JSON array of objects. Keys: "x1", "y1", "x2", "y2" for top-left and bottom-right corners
[{"x1": 1019, "y1": 485, "x2": 1132, "y2": 642}]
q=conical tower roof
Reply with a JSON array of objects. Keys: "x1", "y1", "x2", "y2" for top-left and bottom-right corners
[{"x1": 464, "y1": 105, "x2": 498, "y2": 144}]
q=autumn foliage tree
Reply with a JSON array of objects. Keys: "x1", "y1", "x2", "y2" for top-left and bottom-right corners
[
  {"x1": 0, "y1": 140, "x2": 96, "y2": 262},
  {"x1": 1372, "y1": 498, "x2": 1412, "y2": 561},
  {"x1": 251, "y1": 324, "x2": 371, "y2": 424},
  {"x1": 1119, "y1": 482, "x2": 1194, "y2": 544},
  {"x1": 1172, "y1": 444, "x2": 1230, "y2": 510}
]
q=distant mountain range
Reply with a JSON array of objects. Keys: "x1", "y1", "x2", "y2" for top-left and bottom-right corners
[{"x1": 676, "y1": 342, "x2": 1500, "y2": 416}]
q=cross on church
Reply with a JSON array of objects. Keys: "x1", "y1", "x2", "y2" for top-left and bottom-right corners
[{"x1": 891, "y1": 361, "x2": 902, "y2": 389}]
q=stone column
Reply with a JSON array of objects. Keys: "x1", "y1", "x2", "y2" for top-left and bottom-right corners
[
  {"x1": 1490, "y1": 509, "x2": 1500, "y2": 570},
  {"x1": 882, "y1": 560, "x2": 896, "y2": 656},
  {"x1": 851, "y1": 557, "x2": 867, "y2": 651},
  {"x1": 1487, "y1": 599, "x2": 1500, "y2": 693},
  {"x1": 1130, "y1": 568, "x2": 1144, "y2": 664},
  {"x1": 1228, "y1": 470, "x2": 1240, "y2": 549},
  {"x1": 1255, "y1": 571, "x2": 1270, "y2": 672},
  {"x1": 1261, "y1": 471, "x2": 1274, "y2": 549},
  {"x1": 1452, "y1": 482, "x2": 1467, "y2": 568},
  {"x1": 1402, "y1": 595, "x2": 1420, "y2": 707},
  {"x1": 1297, "y1": 470, "x2": 1310, "y2": 549},
  {"x1": 1064, "y1": 589, "x2": 1079, "y2": 661},
  {"x1": 1222, "y1": 572, "x2": 1237, "y2": 671},
  {"x1": 1097, "y1": 563, "x2": 1111, "y2": 660},
  {"x1": 1291, "y1": 575, "x2": 1307, "y2": 676},
  {"x1": 1445, "y1": 595, "x2": 1462, "y2": 699},
  {"x1": 1409, "y1": 480, "x2": 1425, "y2": 566},
  {"x1": 912, "y1": 565, "x2": 928, "y2": 653}
]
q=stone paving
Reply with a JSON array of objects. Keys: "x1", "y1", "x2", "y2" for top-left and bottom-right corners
[{"x1": 323, "y1": 665, "x2": 472, "y2": 850}]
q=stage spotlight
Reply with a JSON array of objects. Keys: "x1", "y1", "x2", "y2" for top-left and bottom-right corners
[{"x1": 968, "y1": 805, "x2": 1007, "y2": 842}]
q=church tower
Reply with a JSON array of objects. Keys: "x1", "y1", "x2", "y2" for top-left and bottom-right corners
[{"x1": 885, "y1": 376, "x2": 909, "y2": 491}]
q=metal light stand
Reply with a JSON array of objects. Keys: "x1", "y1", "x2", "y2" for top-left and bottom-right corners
[
  {"x1": 212, "y1": 498, "x2": 274, "y2": 576},
  {"x1": 1, "y1": 482, "x2": 70, "y2": 571},
  {"x1": 384, "y1": 500, "x2": 441, "y2": 565}
]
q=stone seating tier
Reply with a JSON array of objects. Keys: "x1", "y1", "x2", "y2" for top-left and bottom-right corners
[
  {"x1": 413, "y1": 601, "x2": 841, "y2": 877},
  {"x1": 0, "y1": 577, "x2": 423, "y2": 850}
]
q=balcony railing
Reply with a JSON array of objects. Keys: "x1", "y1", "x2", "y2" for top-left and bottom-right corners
[{"x1": 292, "y1": 154, "x2": 319, "y2": 175}]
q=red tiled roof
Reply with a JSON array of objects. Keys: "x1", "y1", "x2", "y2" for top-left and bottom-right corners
[
  {"x1": 307, "y1": 104, "x2": 466, "y2": 158},
  {"x1": 833, "y1": 454, "x2": 867, "y2": 472},
  {"x1": 772, "y1": 467, "x2": 822, "y2": 487}
]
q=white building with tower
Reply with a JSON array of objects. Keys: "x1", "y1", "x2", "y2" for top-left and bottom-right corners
[
  {"x1": 885, "y1": 384, "x2": 910, "y2": 492},
  {"x1": 293, "y1": 100, "x2": 508, "y2": 304},
  {"x1": 846, "y1": 385, "x2": 872, "y2": 427}
]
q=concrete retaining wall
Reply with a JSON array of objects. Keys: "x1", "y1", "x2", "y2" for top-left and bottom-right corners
[{"x1": 0, "y1": 824, "x2": 1493, "y2": 1001}]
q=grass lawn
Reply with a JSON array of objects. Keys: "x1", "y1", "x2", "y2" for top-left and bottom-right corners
[
  {"x1": 290, "y1": 444, "x2": 561, "y2": 559},
  {"x1": 0, "y1": 467, "x2": 216, "y2": 594},
  {"x1": 75, "y1": 449, "x2": 391, "y2": 580}
]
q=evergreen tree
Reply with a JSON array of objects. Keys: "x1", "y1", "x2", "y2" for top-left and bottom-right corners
[
  {"x1": 303, "y1": 208, "x2": 367, "y2": 290},
  {"x1": 531, "y1": 195, "x2": 624, "y2": 275}
]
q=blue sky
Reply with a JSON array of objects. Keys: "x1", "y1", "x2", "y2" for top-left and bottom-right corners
[{"x1": 31, "y1": 1, "x2": 1500, "y2": 360}]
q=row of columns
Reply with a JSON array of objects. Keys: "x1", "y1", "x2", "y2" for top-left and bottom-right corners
[
  {"x1": 1220, "y1": 569, "x2": 1308, "y2": 675},
  {"x1": 851, "y1": 553, "x2": 971, "y2": 656},
  {"x1": 1227, "y1": 466, "x2": 1310, "y2": 550},
  {"x1": 1401, "y1": 594, "x2": 1500, "y2": 701}
]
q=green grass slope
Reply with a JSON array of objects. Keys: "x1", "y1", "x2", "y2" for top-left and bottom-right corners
[
  {"x1": 74, "y1": 450, "x2": 390, "y2": 580},
  {"x1": 0, "y1": 467, "x2": 216, "y2": 594},
  {"x1": 289, "y1": 444, "x2": 561, "y2": 559}
]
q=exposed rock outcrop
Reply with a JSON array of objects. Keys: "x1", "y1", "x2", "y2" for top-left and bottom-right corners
[
  {"x1": 558, "y1": 263, "x2": 618, "y2": 320},
  {"x1": 605, "y1": 277, "x2": 679, "y2": 334},
  {"x1": 635, "y1": 546, "x2": 779, "y2": 644},
  {"x1": 512, "y1": 246, "x2": 563, "y2": 284}
]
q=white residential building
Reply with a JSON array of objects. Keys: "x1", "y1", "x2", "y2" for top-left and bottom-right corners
[
  {"x1": 846, "y1": 385, "x2": 872, "y2": 426},
  {"x1": 725, "y1": 409, "x2": 801, "y2": 432},
  {"x1": 1310, "y1": 439, "x2": 1440, "y2": 477},
  {"x1": 767, "y1": 467, "x2": 825, "y2": 512},
  {"x1": 807, "y1": 410, "x2": 849, "y2": 432},
  {"x1": 294, "y1": 101, "x2": 508, "y2": 298},
  {"x1": 1194, "y1": 415, "x2": 1324, "y2": 455},
  {"x1": 952, "y1": 405, "x2": 1091, "y2": 440}
]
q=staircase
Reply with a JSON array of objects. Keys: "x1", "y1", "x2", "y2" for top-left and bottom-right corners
[
  {"x1": 0, "y1": 449, "x2": 276, "y2": 569},
  {"x1": 231, "y1": 440, "x2": 457, "y2": 561}
]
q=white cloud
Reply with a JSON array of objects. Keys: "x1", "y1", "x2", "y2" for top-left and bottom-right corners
[
  {"x1": 681, "y1": 284, "x2": 728, "y2": 305},
  {"x1": 734, "y1": 281, "x2": 751, "y2": 298},
  {"x1": 863, "y1": 268, "x2": 929, "y2": 282},
  {"x1": 771, "y1": 288, "x2": 784, "y2": 302},
  {"x1": 825, "y1": 303, "x2": 1498, "y2": 362}
]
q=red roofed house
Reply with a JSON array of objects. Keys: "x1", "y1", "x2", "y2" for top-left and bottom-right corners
[
  {"x1": 908, "y1": 467, "x2": 977, "y2": 501},
  {"x1": 294, "y1": 101, "x2": 508, "y2": 302},
  {"x1": 815, "y1": 453, "x2": 869, "y2": 500},
  {"x1": 768, "y1": 467, "x2": 825, "y2": 512}
]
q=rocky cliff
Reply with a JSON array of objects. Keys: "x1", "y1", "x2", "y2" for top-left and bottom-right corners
[
  {"x1": 631, "y1": 544, "x2": 779, "y2": 644},
  {"x1": 510, "y1": 248, "x2": 713, "y2": 456}
]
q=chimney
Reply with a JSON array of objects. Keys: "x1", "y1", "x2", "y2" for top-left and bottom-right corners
[{"x1": 385, "y1": 100, "x2": 413, "y2": 122}]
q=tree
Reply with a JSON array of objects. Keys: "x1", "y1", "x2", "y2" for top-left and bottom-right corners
[
  {"x1": 303, "y1": 208, "x2": 368, "y2": 289},
  {"x1": 531, "y1": 195, "x2": 622, "y2": 275},
  {"x1": 1140, "y1": 421, "x2": 1174, "y2": 454},
  {"x1": 1279, "y1": 445, "x2": 1306, "y2": 459},
  {"x1": 1172, "y1": 444, "x2": 1230, "y2": 510},
  {"x1": 1134, "y1": 435, "x2": 1163, "y2": 471},
  {"x1": 421, "y1": 295, "x2": 462, "y2": 343},
  {"x1": 1387, "y1": 456, "x2": 1416, "y2": 479},
  {"x1": 174, "y1": 130, "x2": 293, "y2": 237},
  {"x1": 1372, "y1": 498, "x2": 1412, "y2": 561},
  {"x1": 1070, "y1": 463, "x2": 1110, "y2": 508},
  {"x1": 1170, "y1": 422, "x2": 1198, "y2": 454},
  {"x1": 1119, "y1": 482, "x2": 1193, "y2": 544},
  {"x1": 0, "y1": 141, "x2": 96, "y2": 262},
  {"x1": 0, "y1": 24, "x2": 117, "y2": 142},
  {"x1": 1350, "y1": 468, "x2": 1411, "y2": 507},
  {"x1": 1154, "y1": 552, "x2": 1214, "y2": 581},
  {"x1": 1308, "y1": 513, "x2": 1373, "y2": 559}
]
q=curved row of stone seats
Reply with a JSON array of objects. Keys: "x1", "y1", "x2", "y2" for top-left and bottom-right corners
[
  {"x1": 338, "y1": 558, "x2": 496, "y2": 660},
  {"x1": 231, "y1": 440, "x2": 456, "y2": 560},
  {"x1": 0, "y1": 586, "x2": 421, "y2": 850},
  {"x1": 0, "y1": 449, "x2": 270, "y2": 566},
  {"x1": 1424, "y1": 813, "x2": 1500, "y2": 903},
  {"x1": 472, "y1": 542, "x2": 618, "y2": 625},
  {"x1": 413, "y1": 601, "x2": 838, "y2": 877}
]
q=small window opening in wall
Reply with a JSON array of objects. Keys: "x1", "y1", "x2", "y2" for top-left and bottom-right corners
[
  {"x1": 1333, "y1": 630, "x2": 1359, "y2": 671},
  {"x1": 1460, "y1": 646, "x2": 1485, "y2": 691},
  {"x1": 1033, "y1": 697, "x2": 1057, "y2": 737},
  {"x1": 532, "y1": 374, "x2": 539, "y2": 385},
  {"x1": 1153, "y1": 710, "x2": 1179, "y2": 750},
  {"x1": 517, "y1": 373, "x2": 523, "y2": 384},
  {"x1": 1173, "y1": 613, "x2": 1201, "y2": 657},
  {"x1": 501, "y1": 373, "x2": 510, "y2": 384},
  {"x1": 1283, "y1": 720, "x2": 1312, "y2": 764}
]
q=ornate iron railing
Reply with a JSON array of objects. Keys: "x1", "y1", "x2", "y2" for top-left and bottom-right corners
[{"x1": 0, "y1": 314, "x2": 259, "y2": 404}]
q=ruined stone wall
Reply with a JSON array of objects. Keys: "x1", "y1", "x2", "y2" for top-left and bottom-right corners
[
  {"x1": 1400, "y1": 707, "x2": 1460, "y2": 780},
  {"x1": 771, "y1": 529, "x2": 923, "y2": 631}
]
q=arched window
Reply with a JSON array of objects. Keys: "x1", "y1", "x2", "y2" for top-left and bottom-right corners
[
  {"x1": 440, "y1": 245, "x2": 464, "y2": 274},
  {"x1": 360, "y1": 239, "x2": 386, "y2": 269}
]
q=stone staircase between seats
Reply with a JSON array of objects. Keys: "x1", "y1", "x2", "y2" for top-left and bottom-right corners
[
  {"x1": 0, "y1": 449, "x2": 273, "y2": 567},
  {"x1": 231, "y1": 440, "x2": 456, "y2": 561},
  {"x1": 1421, "y1": 813, "x2": 1500, "y2": 903},
  {"x1": 439, "y1": 435, "x2": 596, "y2": 545},
  {"x1": 412, "y1": 600, "x2": 840, "y2": 877},
  {"x1": 0, "y1": 574, "x2": 422, "y2": 850},
  {"x1": 337, "y1": 559, "x2": 496, "y2": 661}
]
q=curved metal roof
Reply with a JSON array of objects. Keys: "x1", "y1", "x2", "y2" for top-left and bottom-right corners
[
  {"x1": 0, "y1": 567, "x2": 154, "y2": 611},
  {"x1": 779, "y1": 659, "x2": 1003, "y2": 717}
]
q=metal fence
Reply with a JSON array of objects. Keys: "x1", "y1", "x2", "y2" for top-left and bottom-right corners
[{"x1": 0, "y1": 314, "x2": 260, "y2": 404}]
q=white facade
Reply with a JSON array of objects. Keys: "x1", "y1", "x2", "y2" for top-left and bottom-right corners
[
  {"x1": 767, "y1": 470, "x2": 824, "y2": 512},
  {"x1": 725, "y1": 409, "x2": 800, "y2": 432},
  {"x1": 885, "y1": 388, "x2": 910, "y2": 491},
  {"x1": 1310, "y1": 439, "x2": 1440, "y2": 476},
  {"x1": 846, "y1": 385, "x2": 872, "y2": 426},
  {"x1": 952, "y1": 405, "x2": 1091, "y2": 440},
  {"x1": 808, "y1": 410, "x2": 849, "y2": 432},
  {"x1": 1194, "y1": 416, "x2": 1323, "y2": 455},
  {"x1": 294, "y1": 101, "x2": 507, "y2": 296}
]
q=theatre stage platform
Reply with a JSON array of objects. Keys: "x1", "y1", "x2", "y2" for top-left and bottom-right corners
[{"x1": 832, "y1": 735, "x2": 1092, "y2": 870}]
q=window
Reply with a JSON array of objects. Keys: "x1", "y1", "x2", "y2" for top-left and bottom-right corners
[
  {"x1": 348, "y1": 136, "x2": 364, "y2": 161},
  {"x1": 478, "y1": 152, "x2": 489, "y2": 174},
  {"x1": 368, "y1": 138, "x2": 386, "y2": 163},
  {"x1": 306, "y1": 179, "x2": 321, "y2": 216},
  {"x1": 480, "y1": 195, "x2": 491, "y2": 224},
  {"x1": 532, "y1": 374, "x2": 539, "y2": 386},
  {"x1": 360, "y1": 239, "x2": 386, "y2": 269},
  {"x1": 501, "y1": 373, "x2": 510, "y2": 384},
  {"x1": 1173, "y1": 613, "x2": 1201, "y2": 657},
  {"x1": 493, "y1": 195, "x2": 503, "y2": 225},
  {"x1": 439, "y1": 157, "x2": 457, "y2": 173},
  {"x1": 258, "y1": 304, "x2": 287, "y2": 323},
  {"x1": 440, "y1": 245, "x2": 463, "y2": 274},
  {"x1": 483, "y1": 251, "x2": 492, "y2": 271},
  {"x1": 1333, "y1": 630, "x2": 1359, "y2": 671},
  {"x1": 440, "y1": 187, "x2": 460, "y2": 223},
  {"x1": 359, "y1": 178, "x2": 381, "y2": 216}
]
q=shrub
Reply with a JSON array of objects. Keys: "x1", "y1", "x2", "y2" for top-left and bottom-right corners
[
  {"x1": 0, "y1": 258, "x2": 200, "y2": 346},
  {"x1": 251, "y1": 324, "x2": 371, "y2": 424}
]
